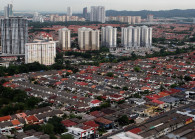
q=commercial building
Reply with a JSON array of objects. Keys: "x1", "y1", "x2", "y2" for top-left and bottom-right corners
[
  {"x1": 0, "y1": 17, "x2": 28, "y2": 55},
  {"x1": 67, "y1": 7, "x2": 72, "y2": 17},
  {"x1": 58, "y1": 28, "x2": 71, "y2": 50},
  {"x1": 25, "y1": 41, "x2": 56, "y2": 65},
  {"x1": 90, "y1": 6, "x2": 105, "y2": 23},
  {"x1": 121, "y1": 26, "x2": 152, "y2": 48},
  {"x1": 101, "y1": 26, "x2": 117, "y2": 47},
  {"x1": 78, "y1": 27, "x2": 100, "y2": 50},
  {"x1": 4, "y1": 4, "x2": 13, "y2": 18}
]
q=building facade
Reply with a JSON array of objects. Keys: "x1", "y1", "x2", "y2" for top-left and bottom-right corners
[
  {"x1": 0, "y1": 17, "x2": 28, "y2": 54},
  {"x1": 78, "y1": 27, "x2": 100, "y2": 50},
  {"x1": 121, "y1": 26, "x2": 152, "y2": 48},
  {"x1": 4, "y1": 4, "x2": 13, "y2": 18},
  {"x1": 33, "y1": 12, "x2": 44, "y2": 22},
  {"x1": 83, "y1": 7, "x2": 88, "y2": 19},
  {"x1": 147, "y1": 14, "x2": 154, "y2": 22},
  {"x1": 67, "y1": 7, "x2": 72, "y2": 17},
  {"x1": 58, "y1": 28, "x2": 71, "y2": 50},
  {"x1": 90, "y1": 6, "x2": 105, "y2": 23},
  {"x1": 101, "y1": 26, "x2": 117, "y2": 48},
  {"x1": 25, "y1": 41, "x2": 56, "y2": 65}
]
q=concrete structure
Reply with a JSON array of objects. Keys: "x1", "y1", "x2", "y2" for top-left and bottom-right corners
[
  {"x1": 101, "y1": 26, "x2": 117, "y2": 48},
  {"x1": 58, "y1": 28, "x2": 71, "y2": 50},
  {"x1": 33, "y1": 12, "x2": 44, "y2": 22},
  {"x1": 78, "y1": 27, "x2": 100, "y2": 50},
  {"x1": 90, "y1": 6, "x2": 105, "y2": 23},
  {"x1": 107, "y1": 16, "x2": 141, "y2": 24},
  {"x1": 121, "y1": 26, "x2": 152, "y2": 49},
  {"x1": 0, "y1": 17, "x2": 28, "y2": 54},
  {"x1": 67, "y1": 7, "x2": 72, "y2": 16},
  {"x1": 147, "y1": 14, "x2": 154, "y2": 22},
  {"x1": 4, "y1": 4, "x2": 13, "y2": 18},
  {"x1": 83, "y1": 7, "x2": 88, "y2": 19},
  {"x1": 25, "y1": 41, "x2": 56, "y2": 65}
]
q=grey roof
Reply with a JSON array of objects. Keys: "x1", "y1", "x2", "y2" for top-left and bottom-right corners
[{"x1": 159, "y1": 96, "x2": 180, "y2": 103}]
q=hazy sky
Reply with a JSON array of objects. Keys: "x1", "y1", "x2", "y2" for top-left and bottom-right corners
[{"x1": 0, "y1": 0, "x2": 195, "y2": 13}]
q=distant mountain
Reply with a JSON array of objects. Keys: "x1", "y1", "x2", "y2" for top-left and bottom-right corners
[{"x1": 106, "y1": 9, "x2": 195, "y2": 18}]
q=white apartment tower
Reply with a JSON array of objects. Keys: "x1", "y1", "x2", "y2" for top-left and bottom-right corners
[
  {"x1": 90, "y1": 6, "x2": 105, "y2": 23},
  {"x1": 4, "y1": 4, "x2": 13, "y2": 18},
  {"x1": 67, "y1": 7, "x2": 72, "y2": 16},
  {"x1": 101, "y1": 26, "x2": 117, "y2": 48},
  {"x1": 25, "y1": 41, "x2": 56, "y2": 65},
  {"x1": 58, "y1": 28, "x2": 71, "y2": 50},
  {"x1": 78, "y1": 27, "x2": 100, "y2": 50},
  {"x1": 121, "y1": 26, "x2": 152, "y2": 48},
  {"x1": 0, "y1": 17, "x2": 28, "y2": 54}
]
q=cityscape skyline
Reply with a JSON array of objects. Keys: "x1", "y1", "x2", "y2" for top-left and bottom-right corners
[{"x1": 0, "y1": 0, "x2": 195, "y2": 13}]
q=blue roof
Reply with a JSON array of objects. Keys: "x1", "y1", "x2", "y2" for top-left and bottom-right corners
[{"x1": 174, "y1": 87, "x2": 186, "y2": 91}]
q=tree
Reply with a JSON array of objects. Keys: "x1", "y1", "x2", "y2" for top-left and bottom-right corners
[
  {"x1": 41, "y1": 123, "x2": 54, "y2": 134},
  {"x1": 134, "y1": 66, "x2": 141, "y2": 72},
  {"x1": 123, "y1": 86, "x2": 128, "y2": 91},
  {"x1": 184, "y1": 76, "x2": 192, "y2": 81},
  {"x1": 106, "y1": 72, "x2": 114, "y2": 77},
  {"x1": 48, "y1": 116, "x2": 66, "y2": 134},
  {"x1": 23, "y1": 124, "x2": 42, "y2": 132},
  {"x1": 118, "y1": 115, "x2": 130, "y2": 126},
  {"x1": 60, "y1": 134, "x2": 74, "y2": 139}
]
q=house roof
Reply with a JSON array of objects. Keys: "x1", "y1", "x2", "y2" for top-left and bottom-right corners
[
  {"x1": 91, "y1": 100, "x2": 101, "y2": 104},
  {"x1": 0, "y1": 115, "x2": 11, "y2": 122},
  {"x1": 11, "y1": 120, "x2": 21, "y2": 126},
  {"x1": 83, "y1": 120, "x2": 99, "y2": 128},
  {"x1": 26, "y1": 115, "x2": 39, "y2": 122},
  {"x1": 95, "y1": 117, "x2": 113, "y2": 125},
  {"x1": 61, "y1": 120, "x2": 77, "y2": 127},
  {"x1": 129, "y1": 128, "x2": 142, "y2": 134}
]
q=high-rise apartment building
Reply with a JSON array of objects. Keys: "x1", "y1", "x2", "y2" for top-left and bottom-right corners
[
  {"x1": 33, "y1": 12, "x2": 44, "y2": 22},
  {"x1": 4, "y1": 4, "x2": 13, "y2": 18},
  {"x1": 101, "y1": 26, "x2": 117, "y2": 47},
  {"x1": 78, "y1": 27, "x2": 100, "y2": 50},
  {"x1": 67, "y1": 7, "x2": 72, "y2": 16},
  {"x1": 121, "y1": 26, "x2": 152, "y2": 48},
  {"x1": 25, "y1": 41, "x2": 56, "y2": 65},
  {"x1": 0, "y1": 17, "x2": 28, "y2": 54},
  {"x1": 58, "y1": 28, "x2": 71, "y2": 50},
  {"x1": 90, "y1": 6, "x2": 105, "y2": 23},
  {"x1": 83, "y1": 7, "x2": 88, "y2": 19}
]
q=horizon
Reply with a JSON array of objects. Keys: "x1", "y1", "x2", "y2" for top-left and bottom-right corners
[{"x1": 0, "y1": 0, "x2": 195, "y2": 13}]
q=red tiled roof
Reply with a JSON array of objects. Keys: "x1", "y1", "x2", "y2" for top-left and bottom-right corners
[
  {"x1": 26, "y1": 115, "x2": 39, "y2": 122},
  {"x1": 61, "y1": 120, "x2": 77, "y2": 127},
  {"x1": 91, "y1": 100, "x2": 101, "y2": 104},
  {"x1": 11, "y1": 120, "x2": 20, "y2": 126},
  {"x1": 0, "y1": 115, "x2": 11, "y2": 122},
  {"x1": 152, "y1": 99, "x2": 164, "y2": 104},
  {"x1": 83, "y1": 121, "x2": 99, "y2": 128},
  {"x1": 129, "y1": 128, "x2": 142, "y2": 134}
]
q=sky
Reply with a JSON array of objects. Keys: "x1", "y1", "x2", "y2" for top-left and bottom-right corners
[{"x1": 0, "y1": 0, "x2": 195, "y2": 13}]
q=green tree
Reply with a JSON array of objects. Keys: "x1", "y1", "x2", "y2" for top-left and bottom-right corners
[
  {"x1": 134, "y1": 66, "x2": 141, "y2": 72},
  {"x1": 118, "y1": 115, "x2": 130, "y2": 126},
  {"x1": 41, "y1": 123, "x2": 54, "y2": 134},
  {"x1": 60, "y1": 134, "x2": 74, "y2": 139},
  {"x1": 48, "y1": 116, "x2": 66, "y2": 134},
  {"x1": 106, "y1": 72, "x2": 114, "y2": 77}
]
